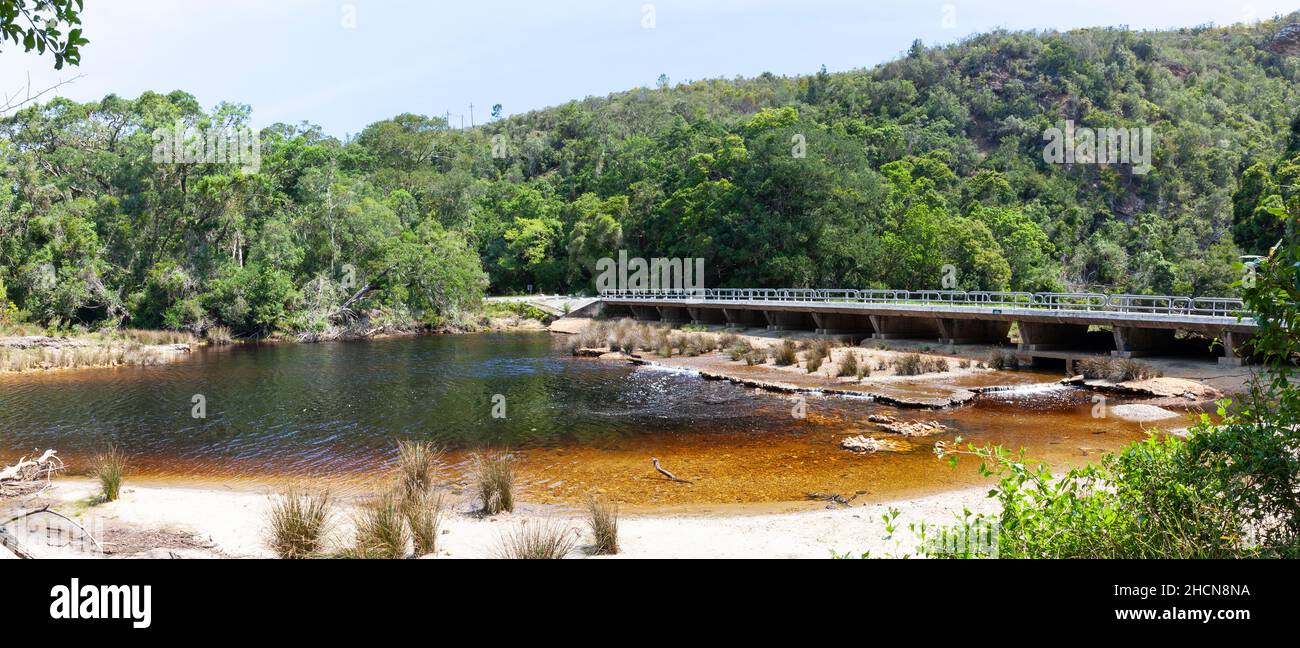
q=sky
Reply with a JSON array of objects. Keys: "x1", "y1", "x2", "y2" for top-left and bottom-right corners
[{"x1": 3, "y1": 0, "x2": 1297, "y2": 138}]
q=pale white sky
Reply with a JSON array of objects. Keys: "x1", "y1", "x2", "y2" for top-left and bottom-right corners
[{"x1": 2, "y1": 0, "x2": 1295, "y2": 136}]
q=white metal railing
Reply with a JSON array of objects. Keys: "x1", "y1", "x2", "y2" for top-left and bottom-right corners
[{"x1": 599, "y1": 288, "x2": 1251, "y2": 320}]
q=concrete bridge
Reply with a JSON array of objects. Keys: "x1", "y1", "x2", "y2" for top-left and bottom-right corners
[{"x1": 598, "y1": 289, "x2": 1257, "y2": 366}]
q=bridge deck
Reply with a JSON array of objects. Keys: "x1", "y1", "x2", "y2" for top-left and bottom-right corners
[{"x1": 601, "y1": 297, "x2": 1256, "y2": 333}]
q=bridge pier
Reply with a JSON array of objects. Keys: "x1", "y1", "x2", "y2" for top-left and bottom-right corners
[
  {"x1": 810, "y1": 313, "x2": 874, "y2": 338},
  {"x1": 763, "y1": 310, "x2": 816, "y2": 331},
  {"x1": 1017, "y1": 322, "x2": 1089, "y2": 351},
  {"x1": 722, "y1": 308, "x2": 766, "y2": 329},
  {"x1": 656, "y1": 306, "x2": 690, "y2": 324},
  {"x1": 629, "y1": 305, "x2": 660, "y2": 322},
  {"x1": 687, "y1": 307, "x2": 727, "y2": 326},
  {"x1": 936, "y1": 318, "x2": 1011, "y2": 345},
  {"x1": 1218, "y1": 331, "x2": 1253, "y2": 366},
  {"x1": 1111, "y1": 326, "x2": 1175, "y2": 358},
  {"x1": 869, "y1": 315, "x2": 941, "y2": 340}
]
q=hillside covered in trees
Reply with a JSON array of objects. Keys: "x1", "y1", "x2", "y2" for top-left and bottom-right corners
[{"x1": 2, "y1": 15, "x2": 1299, "y2": 337}]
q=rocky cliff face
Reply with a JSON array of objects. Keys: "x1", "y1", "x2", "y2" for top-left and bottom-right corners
[{"x1": 1268, "y1": 23, "x2": 1300, "y2": 56}]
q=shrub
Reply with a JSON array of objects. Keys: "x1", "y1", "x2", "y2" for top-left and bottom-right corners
[
  {"x1": 890, "y1": 353, "x2": 923, "y2": 376},
  {"x1": 951, "y1": 439, "x2": 1243, "y2": 558},
  {"x1": 585, "y1": 496, "x2": 619, "y2": 555},
  {"x1": 473, "y1": 451, "x2": 515, "y2": 515},
  {"x1": 205, "y1": 325, "x2": 233, "y2": 345},
  {"x1": 743, "y1": 350, "x2": 767, "y2": 366},
  {"x1": 494, "y1": 518, "x2": 578, "y2": 559},
  {"x1": 266, "y1": 488, "x2": 333, "y2": 559},
  {"x1": 95, "y1": 445, "x2": 127, "y2": 502},
  {"x1": 986, "y1": 350, "x2": 1020, "y2": 370},
  {"x1": 727, "y1": 339, "x2": 753, "y2": 361}
]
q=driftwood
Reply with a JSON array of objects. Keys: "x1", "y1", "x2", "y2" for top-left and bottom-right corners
[
  {"x1": 0, "y1": 504, "x2": 105, "y2": 559},
  {"x1": 0, "y1": 449, "x2": 64, "y2": 497},
  {"x1": 805, "y1": 492, "x2": 861, "y2": 507},
  {"x1": 651, "y1": 458, "x2": 692, "y2": 484}
]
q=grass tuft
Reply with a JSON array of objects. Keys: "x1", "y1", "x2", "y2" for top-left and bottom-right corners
[
  {"x1": 473, "y1": 451, "x2": 516, "y2": 515},
  {"x1": 266, "y1": 488, "x2": 333, "y2": 559},
  {"x1": 494, "y1": 518, "x2": 578, "y2": 559},
  {"x1": 396, "y1": 440, "x2": 444, "y2": 501},
  {"x1": 95, "y1": 445, "x2": 127, "y2": 502},
  {"x1": 354, "y1": 489, "x2": 411, "y2": 559},
  {"x1": 585, "y1": 495, "x2": 620, "y2": 555},
  {"x1": 403, "y1": 490, "x2": 446, "y2": 556}
]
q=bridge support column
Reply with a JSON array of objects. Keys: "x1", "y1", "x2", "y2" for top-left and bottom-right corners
[
  {"x1": 656, "y1": 306, "x2": 690, "y2": 324},
  {"x1": 1017, "y1": 322, "x2": 1088, "y2": 351},
  {"x1": 629, "y1": 305, "x2": 660, "y2": 322},
  {"x1": 722, "y1": 308, "x2": 766, "y2": 329},
  {"x1": 936, "y1": 319, "x2": 1011, "y2": 345},
  {"x1": 687, "y1": 307, "x2": 727, "y2": 326},
  {"x1": 868, "y1": 315, "x2": 941, "y2": 340},
  {"x1": 1218, "y1": 331, "x2": 1253, "y2": 366},
  {"x1": 1111, "y1": 327, "x2": 1175, "y2": 358},
  {"x1": 763, "y1": 310, "x2": 816, "y2": 331},
  {"x1": 810, "y1": 313, "x2": 874, "y2": 338}
]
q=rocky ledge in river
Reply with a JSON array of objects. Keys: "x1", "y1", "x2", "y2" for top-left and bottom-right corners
[
  {"x1": 868, "y1": 414, "x2": 948, "y2": 437},
  {"x1": 616, "y1": 356, "x2": 977, "y2": 409}
]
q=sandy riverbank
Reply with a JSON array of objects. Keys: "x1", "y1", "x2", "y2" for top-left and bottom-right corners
[{"x1": 2, "y1": 478, "x2": 998, "y2": 559}]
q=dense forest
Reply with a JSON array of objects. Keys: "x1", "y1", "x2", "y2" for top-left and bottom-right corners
[{"x1": 2, "y1": 15, "x2": 1299, "y2": 337}]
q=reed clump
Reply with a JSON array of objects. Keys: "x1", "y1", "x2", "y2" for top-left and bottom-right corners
[
  {"x1": 494, "y1": 518, "x2": 578, "y2": 559},
  {"x1": 266, "y1": 488, "x2": 333, "y2": 559},
  {"x1": 205, "y1": 325, "x2": 233, "y2": 345},
  {"x1": 473, "y1": 451, "x2": 516, "y2": 515},
  {"x1": 403, "y1": 490, "x2": 446, "y2": 556},
  {"x1": 837, "y1": 351, "x2": 859, "y2": 378},
  {"x1": 805, "y1": 350, "x2": 824, "y2": 373},
  {"x1": 95, "y1": 445, "x2": 127, "y2": 502},
  {"x1": 1076, "y1": 356, "x2": 1163, "y2": 381},
  {"x1": 585, "y1": 495, "x2": 619, "y2": 555},
  {"x1": 772, "y1": 340, "x2": 798, "y2": 366},
  {"x1": 353, "y1": 489, "x2": 410, "y2": 559},
  {"x1": 396, "y1": 440, "x2": 444, "y2": 501}
]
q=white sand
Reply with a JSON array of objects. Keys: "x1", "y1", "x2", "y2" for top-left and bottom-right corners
[{"x1": 22, "y1": 479, "x2": 1000, "y2": 559}]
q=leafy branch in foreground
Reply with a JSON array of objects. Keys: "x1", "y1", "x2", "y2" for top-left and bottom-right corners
[{"x1": 0, "y1": 0, "x2": 88, "y2": 69}]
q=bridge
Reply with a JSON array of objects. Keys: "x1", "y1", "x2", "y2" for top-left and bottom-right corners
[{"x1": 597, "y1": 289, "x2": 1257, "y2": 366}]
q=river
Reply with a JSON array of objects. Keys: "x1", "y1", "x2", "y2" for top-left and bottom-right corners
[{"x1": 0, "y1": 332, "x2": 1187, "y2": 509}]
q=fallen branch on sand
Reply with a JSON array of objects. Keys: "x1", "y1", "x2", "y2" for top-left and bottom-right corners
[
  {"x1": 0, "y1": 504, "x2": 105, "y2": 559},
  {"x1": 805, "y1": 492, "x2": 861, "y2": 507},
  {"x1": 651, "y1": 457, "x2": 693, "y2": 484},
  {"x1": 0, "y1": 449, "x2": 64, "y2": 497}
]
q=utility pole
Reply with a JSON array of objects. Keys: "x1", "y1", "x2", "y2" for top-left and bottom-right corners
[{"x1": 469, "y1": 103, "x2": 475, "y2": 128}]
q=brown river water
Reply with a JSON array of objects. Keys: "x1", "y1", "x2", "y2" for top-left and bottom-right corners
[{"x1": 0, "y1": 332, "x2": 1194, "y2": 509}]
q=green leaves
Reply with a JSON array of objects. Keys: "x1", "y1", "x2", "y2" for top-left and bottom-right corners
[{"x1": 0, "y1": 1, "x2": 87, "y2": 69}]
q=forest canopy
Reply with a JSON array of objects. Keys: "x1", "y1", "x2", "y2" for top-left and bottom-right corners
[{"x1": 2, "y1": 15, "x2": 1300, "y2": 337}]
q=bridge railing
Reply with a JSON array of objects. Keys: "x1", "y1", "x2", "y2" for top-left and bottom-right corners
[{"x1": 598, "y1": 288, "x2": 1249, "y2": 319}]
